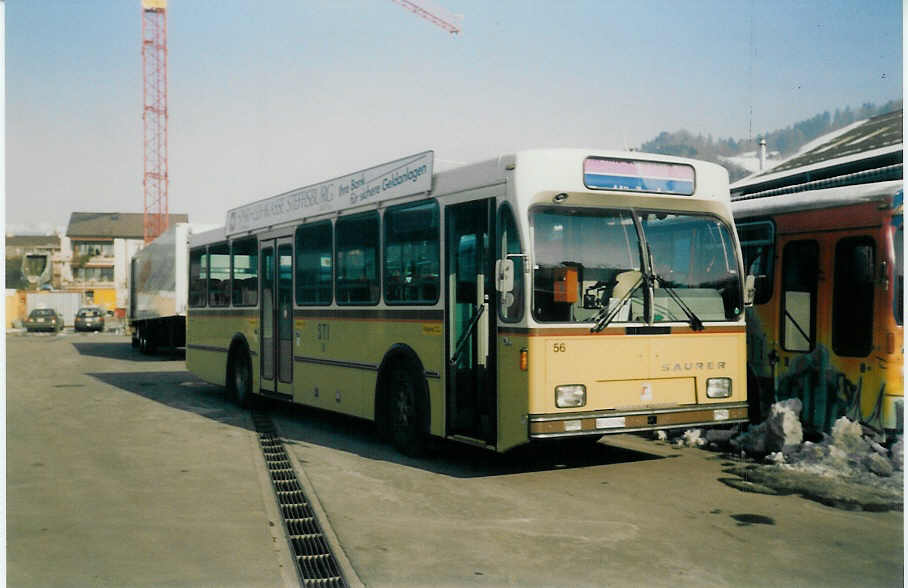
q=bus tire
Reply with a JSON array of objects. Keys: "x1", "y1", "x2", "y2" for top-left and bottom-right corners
[
  {"x1": 389, "y1": 365, "x2": 426, "y2": 456},
  {"x1": 227, "y1": 346, "x2": 253, "y2": 409}
]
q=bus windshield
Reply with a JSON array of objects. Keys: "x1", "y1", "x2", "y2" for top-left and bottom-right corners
[{"x1": 532, "y1": 207, "x2": 742, "y2": 324}]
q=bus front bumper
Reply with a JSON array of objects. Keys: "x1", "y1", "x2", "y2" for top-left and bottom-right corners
[{"x1": 528, "y1": 402, "x2": 749, "y2": 439}]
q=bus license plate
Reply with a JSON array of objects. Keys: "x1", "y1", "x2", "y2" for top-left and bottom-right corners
[{"x1": 595, "y1": 417, "x2": 626, "y2": 429}]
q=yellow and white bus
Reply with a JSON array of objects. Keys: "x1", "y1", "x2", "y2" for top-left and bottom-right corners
[{"x1": 187, "y1": 149, "x2": 749, "y2": 454}]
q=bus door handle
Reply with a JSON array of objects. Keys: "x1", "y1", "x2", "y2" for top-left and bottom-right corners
[
  {"x1": 450, "y1": 303, "x2": 485, "y2": 367},
  {"x1": 476, "y1": 274, "x2": 489, "y2": 367}
]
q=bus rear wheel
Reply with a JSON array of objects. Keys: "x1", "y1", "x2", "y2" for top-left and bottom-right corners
[
  {"x1": 227, "y1": 349, "x2": 253, "y2": 408},
  {"x1": 389, "y1": 366, "x2": 426, "y2": 456}
]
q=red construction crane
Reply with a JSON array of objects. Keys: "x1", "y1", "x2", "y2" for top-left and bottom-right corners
[
  {"x1": 390, "y1": 0, "x2": 462, "y2": 34},
  {"x1": 141, "y1": 0, "x2": 169, "y2": 244}
]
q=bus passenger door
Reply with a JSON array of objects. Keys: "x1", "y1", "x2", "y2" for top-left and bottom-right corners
[
  {"x1": 260, "y1": 238, "x2": 294, "y2": 398},
  {"x1": 445, "y1": 198, "x2": 497, "y2": 445}
]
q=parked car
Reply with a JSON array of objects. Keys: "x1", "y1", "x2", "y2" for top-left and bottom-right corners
[
  {"x1": 24, "y1": 308, "x2": 63, "y2": 333},
  {"x1": 74, "y1": 307, "x2": 105, "y2": 332}
]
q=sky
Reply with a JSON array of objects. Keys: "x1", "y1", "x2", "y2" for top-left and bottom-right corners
[{"x1": 5, "y1": 0, "x2": 903, "y2": 233}]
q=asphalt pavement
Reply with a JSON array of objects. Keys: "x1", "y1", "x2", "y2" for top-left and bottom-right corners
[
  {"x1": 6, "y1": 331, "x2": 904, "y2": 587},
  {"x1": 7, "y1": 331, "x2": 297, "y2": 587}
]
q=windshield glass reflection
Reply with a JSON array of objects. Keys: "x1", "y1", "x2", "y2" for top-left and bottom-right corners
[{"x1": 531, "y1": 207, "x2": 742, "y2": 324}]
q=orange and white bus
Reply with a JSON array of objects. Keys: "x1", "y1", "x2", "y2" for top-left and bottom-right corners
[
  {"x1": 734, "y1": 181, "x2": 903, "y2": 438},
  {"x1": 186, "y1": 149, "x2": 749, "y2": 453}
]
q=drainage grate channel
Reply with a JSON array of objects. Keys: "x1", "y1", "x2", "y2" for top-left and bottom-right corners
[{"x1": 252, "y1": 410, "x2": 347, "y2": 588}]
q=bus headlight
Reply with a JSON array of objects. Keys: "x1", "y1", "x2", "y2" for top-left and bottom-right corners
[
  {"x1": 706, "y1": 378, "x2": 732, "y2": 399},
  {"x1": 556, "y1": 384, "x2": 586, "y2": 408}
]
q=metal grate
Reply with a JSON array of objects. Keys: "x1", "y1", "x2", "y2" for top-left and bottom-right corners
[{"x1": 252, "y1": 410, "x2": 347, "y2": 587}]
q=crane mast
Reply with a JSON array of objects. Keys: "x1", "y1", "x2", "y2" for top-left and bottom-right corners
[
  {"x1": 390, "y1": 0, "x2": 462, "y2": 34},
  {"x1": 142, "y1": 0, "x2": 169, "y2": 244}
]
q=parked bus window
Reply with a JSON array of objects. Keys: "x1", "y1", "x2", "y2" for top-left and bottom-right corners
[
  {"x1": 781, "y1": 240, "x2": 818, "y2": 352},
  {"x1": 188, "y1": 247, "x2": 207, "y2": 307},
  {"x1": 895, "y1": 219, "x2": 903, "y2": 326},
  {"x1": 384, "y1": 200, "x2": 439, "y2": 305},
  {"x1": 231, "y1": 237, "x2": 258, "y2": 306},
  {"x1": 336, "y1": 211, "x2": 380, "y2": 305},
  {"x1": 832, "y1": 237, "x2": 875, "y2": 357},
  {"x1": 737, "y1": 221, "x2": 775, "y2": 305},
  {"x1": 208, "y1": 242, "x2": 231, "y2": 307},
  {"x1": 295, "y1": 222, "x2": 333, "y2": 306}
]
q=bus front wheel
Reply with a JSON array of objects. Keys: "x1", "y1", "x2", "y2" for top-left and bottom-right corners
[
  {"x1": 389, "y1": 366, "x2": 426, "y2": 456},
  {"x1": 227, "y1": 348, "x2": 252, "y2": 408}
]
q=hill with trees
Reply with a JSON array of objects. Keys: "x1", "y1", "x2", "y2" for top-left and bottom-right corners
[{"x1": 639, "y1": 100, "x2": 902, "y2": 182}]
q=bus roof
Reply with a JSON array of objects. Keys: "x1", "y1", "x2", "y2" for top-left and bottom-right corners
[
  {"x1": 210, "y1": 148, "x2": 730, "y2": 242},
  {"x1": 189, "y1": 226, "x2": 226, "y2": 248},
  {"x1": 731, "y1": 179, "x2": 902, "y2": 219}
]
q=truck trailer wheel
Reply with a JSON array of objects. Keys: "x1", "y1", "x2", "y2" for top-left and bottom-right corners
[{"x1": 138, "y1": 328, "x2": 154, "y2": 354}]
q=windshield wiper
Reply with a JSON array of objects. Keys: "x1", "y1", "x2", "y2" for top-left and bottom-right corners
[
  {"x1": 590, "y1": 272, "x2": 644, "y2": 333},
  {"x1": 641, "y1": 241, "x2": 705, "y2": 331},
  {"x1": 653, "y1": 277, "x2": 705, "y2": 331}
]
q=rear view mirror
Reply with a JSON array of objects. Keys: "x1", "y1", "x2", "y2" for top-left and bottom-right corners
[{"x1": 495, "y1": 258, "x2": 514, "y2": 292}]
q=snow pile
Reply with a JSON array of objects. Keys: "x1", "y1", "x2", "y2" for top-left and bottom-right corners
[
  {"x1": 661, "y1": 427, "x2": 739, "y2": 449},
  {"x1": 776, "y1": 416, "x2": 903, "y2": 485},
  {"x1": 727, "y1": 400, "x2": 903, "y2": 496},
  {"x1": 891, "y1": 438, "x2": 904, "y2": 471},
  {"x1": 730, "y1": 399, "x2": 804, "y2": 455},
  {"x1": 667, "y1": 400, "x2": 903, "y2": 510},
  {"x1": 675, "y1": 429, "x2": 706, "y2": 448}
]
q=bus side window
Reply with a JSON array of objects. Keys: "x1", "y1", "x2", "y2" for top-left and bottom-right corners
[
  {"x1": 231, "y1": 237, "x2": 258, "y2": 306},
  {"x1": 781, "y1": 240, "x2": 818, "y2": 352},
  {"x1": 832, "y1": 237, "x2": 875, "y2": 357},
  {"x1": 384, "y1": 200, "x2": 439, "y2": 305},
  {"x1": 188, "y1": 247, "x2": 207, "y2": 307},
  {"x1": 336, "y1": 211, "x2": 380, "y2": 305},
  {"x1": 296, "y1": 221, "x2": 333, "y2": 306},
  {"x1": 895, "y1": 217, "x2": 903, "y2": 326},
  {"x1": 737, "y1": 220, "x2": 775, "y2": 305},
  {"x1": 208, "y1": 242, "x2": 231, "y2": 307}
]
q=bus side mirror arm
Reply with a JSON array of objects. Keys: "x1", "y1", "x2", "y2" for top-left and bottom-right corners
[{"x1": 744, "y1": 274, "x2": 756, "y2": 307}]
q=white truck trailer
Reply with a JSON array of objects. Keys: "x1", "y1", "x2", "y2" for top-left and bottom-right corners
[{"x1": 129, "y1": 223, "x2": 212, "y2": 353}]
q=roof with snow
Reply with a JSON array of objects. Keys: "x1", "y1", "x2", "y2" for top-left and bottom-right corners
[
  {"x1": 66, "y1": 212, "x2": 189, "y2": 239},
  {"x1": 731, "y1": 109, "x2": 902, "y2": 200}
]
